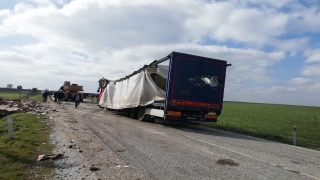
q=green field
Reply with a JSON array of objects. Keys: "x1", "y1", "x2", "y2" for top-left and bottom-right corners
[
  {"x1": 0, "y1": 91, "x2": 42, "y2": 101},
  {"x1": 0, "y1": 113, "x2": 54, "y2": 180},
  {"x1": 203, "y1": 101, "x2": 320, "y2": 150}
]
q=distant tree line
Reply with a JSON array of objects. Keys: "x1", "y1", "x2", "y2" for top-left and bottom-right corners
[{"x1": 5, "y1": 84, "x2": 37, "y2": 92}]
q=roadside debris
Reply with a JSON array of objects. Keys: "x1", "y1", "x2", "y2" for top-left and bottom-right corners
[
  {"x1": 37, "y1": 153, "x2": 63, "y2": 161},
  {"x1": 0, "y1": 98, "x2": 51, "y2": 116}
]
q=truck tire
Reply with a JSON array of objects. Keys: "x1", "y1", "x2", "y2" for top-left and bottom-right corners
[
  {"x1": 130, "y1": 108, "x2": 138, "y2": 119},
  {"x1": 137, "y1": 107, "x2": 152, "y2": 122}
]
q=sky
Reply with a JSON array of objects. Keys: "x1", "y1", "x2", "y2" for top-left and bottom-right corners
[{"x1": 0, "y1": 0, "x2": 320, "y2": 107}]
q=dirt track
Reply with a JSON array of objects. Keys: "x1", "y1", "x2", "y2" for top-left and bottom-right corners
[{"x1": 47, "y1": 100, "x2": 320, "y2": 180}]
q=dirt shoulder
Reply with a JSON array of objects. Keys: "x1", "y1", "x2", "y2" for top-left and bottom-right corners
[{"x1": 48, "y1": 100, "x2": 150, "y2": 180}]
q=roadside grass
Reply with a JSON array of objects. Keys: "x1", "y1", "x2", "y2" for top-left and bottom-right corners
[
  {"x1": 203, "y1": 102, "x2": 320, "y2": 150},
  {"x1": 0, "y1": 113, "x2": 55, "y2": 180},
  {"x1": 0, "y1": 91, "x2": 43, "y2": 102}
]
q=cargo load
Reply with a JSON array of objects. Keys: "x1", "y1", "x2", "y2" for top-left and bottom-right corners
[{"x1": 99, "y1": 52, "x2": 231, "y2": 122}]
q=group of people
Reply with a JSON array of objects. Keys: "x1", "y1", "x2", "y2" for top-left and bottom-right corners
[{"x1": 41, "y1": 88, "x2": 82, "y2": 108}]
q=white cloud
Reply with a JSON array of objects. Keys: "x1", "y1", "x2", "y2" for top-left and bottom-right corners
[
  {"x1": 0, "y1": 0, "x2": 320, "y2": 106},
  {"x1": 0, "y1": 40, "x2": 285, "y2": 94},
  {"x1": 271, "y1": 38, "x2": 309, "y2": 55},
  {"x1": 238, "y1": 0, "x2": 294, "y2": 8},
  {"x1": 28, "y1": 0, "x2": 52, "y2": 5},
  {"x1": 255, "y1": 86, "x2": 297, "y2": 93},
  {"x1": 185, "y1": 2, "x2": 289, "y2": 45},
  {"x1": 304, "y1": 48, "x2": 320, "y2": 63},
  {"x1": 0, "y1": 9, "x2": 12, "y2": 37},
  {"x1": 13, "y1": 3, "x2": 36, "y2": 13},
  {"x1": 302, "y1": 65, "x2": 320, "y2": 76},
  {"x1": 308, "y1": 82, "x2": 320, "y2": 91},
  {"x1": 0, "y1": 0, "x2": 301, "y2": 48},
  {"x1": 289, "y1": 5, "x2": 320, "y2": 32},
  {"x1": 288, "y1": 78, "x2": 313, "y2": 85},
  {"x1": 0, "y1": 9, "x2": 10, "y2": 18}
]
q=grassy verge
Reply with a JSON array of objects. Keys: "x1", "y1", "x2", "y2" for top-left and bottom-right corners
[
  {"x1": 203, "y1": 102, "x2": 320, "y2": 150},
  {"x1": 0, "y1": 113, "x2": 54, "y2": 180},
  {"x1": 0, "y1": 91, "x2": 43, "y2": 102}
]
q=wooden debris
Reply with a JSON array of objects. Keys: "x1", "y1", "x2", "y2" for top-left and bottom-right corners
[{"x1": 37, "y1": 153, "x2": 63, "y2": 161}]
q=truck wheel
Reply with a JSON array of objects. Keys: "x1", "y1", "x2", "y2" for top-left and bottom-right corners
[
  {"x1": 137, "y1": 107, "x2": 152, "y2": 122},
  {"x1": 130, "y1": 108, "x2": 138, "y2": 119}
]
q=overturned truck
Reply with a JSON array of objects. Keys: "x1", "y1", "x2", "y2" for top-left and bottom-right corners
[{"x1": 99, "y1": 52, "x2": 231, "y2": 122}]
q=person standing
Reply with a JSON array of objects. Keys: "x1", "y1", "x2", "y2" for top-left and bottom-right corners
[
  {"x1": 42, "y1": 90, "x2": 49, "y2": 102},
  {"x1": 74, "y1": 92, "x2": 81, "y2": 108}
]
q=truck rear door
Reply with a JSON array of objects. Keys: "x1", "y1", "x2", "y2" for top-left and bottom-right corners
[{"x1": 165, "y1": 52, "x2": 227, "y2": 113}]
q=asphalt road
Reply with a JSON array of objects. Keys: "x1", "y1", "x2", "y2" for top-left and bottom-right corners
[{"x1": 51, "y1": 101, "x2": 320, "y2": 180}]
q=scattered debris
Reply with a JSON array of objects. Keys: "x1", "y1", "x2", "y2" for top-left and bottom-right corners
[
  {"x1": 37, "y1": 153, "x2": 63, "y2": 161},
  {"x1": 0, "y1": 98, "x2": 51, "y2": 116},
  {"x1": 89, "y1": 165, "x2": 100, "y2": 171},
  {"x1": 69, "y1": 145, "x2": 73, "y2": 148},
  {"x1": 216, "y1": 159, "x2": 239, "y2": 166},
  {"x1": 116, "y1": 148, "x2": 126, "y2": 152},
  {"x1": 79, "y1": 149, "x2": 83, "y2": 153}
]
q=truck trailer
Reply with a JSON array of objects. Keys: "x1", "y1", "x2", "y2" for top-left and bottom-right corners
[{"x1": 99, "y1": 52, "x2": 231, "y2": 122}]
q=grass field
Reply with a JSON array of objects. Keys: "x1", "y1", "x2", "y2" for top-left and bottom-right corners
[
  {"x1": 0, "y1": 113, "x2": 54, "y2": 180},
  {"x1": 203, "y1": 101, "x2": 320, "y2": 150},
  {"x1": 0, "y1": 91, "x2": 42, "y2": 101}
]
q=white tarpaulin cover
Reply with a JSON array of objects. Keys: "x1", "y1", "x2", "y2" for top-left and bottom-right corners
[
  {"x1": 157, "y1": 65, "x2": 169, "y2": 79},
  {"x1": 99, "y1": 67, "x2": 168, "y2": 109}
]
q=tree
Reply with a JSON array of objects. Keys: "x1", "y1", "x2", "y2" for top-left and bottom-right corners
[
  {"x1": 17, "y1": 85, "x2": 23, "y2": 90},
  {"x1": 32, "y1": 88, "x2": 38, "y2": 92},
  {"x1": 7, "y1": 84, "x2": 13, "y2": 89}
]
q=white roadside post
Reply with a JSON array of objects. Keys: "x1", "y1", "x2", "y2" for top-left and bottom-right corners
[
  {"x1": 293, "y1": 125, "x2": 296, "y2": 146},
  {"x1": 7, "y1": 115, "x2": 13, "y2": 139}
]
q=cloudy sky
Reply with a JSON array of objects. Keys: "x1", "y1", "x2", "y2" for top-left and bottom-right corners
[{"x1": 1, "y1": 0, "x2": 320, "y2": 106}]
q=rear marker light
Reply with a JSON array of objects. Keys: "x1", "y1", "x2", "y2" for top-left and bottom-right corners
[
  {"x1": 167, "y1": 111, "x2": 181, "y2": 116},
  {"x1": 205, "y1": 114, "x2": 217, "y2": 118}
]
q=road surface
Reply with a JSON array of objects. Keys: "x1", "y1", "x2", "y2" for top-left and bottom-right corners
[{"x1": 48, "y1": 101, "x2": 320, "y2": 180}]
